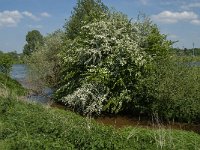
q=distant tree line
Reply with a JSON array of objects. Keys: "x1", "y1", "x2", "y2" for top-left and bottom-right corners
[{"x1": 173, "y1": 47, "x2": 200, "y2": 56}]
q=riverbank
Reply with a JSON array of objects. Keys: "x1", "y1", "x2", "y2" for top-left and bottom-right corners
[
  {"x1": 51, "y1": 102, "x2": 200, "y2": 134},
  {"x1": 8, "y1": 65, "x2": 200, "y2": 134},
  {"x1": 1, "y1": 96, "x2": 200, "y2": 149},
  {"x1": 1, "y1": 73, "x2": 200, "y2": 149},
  {"x1": 0, "y1": 72, "x2": 27, "y2": 96}
]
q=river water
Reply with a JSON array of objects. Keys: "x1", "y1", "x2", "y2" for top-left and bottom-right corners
[{"x1": 10, "y1": 64, "x2": 53, "y2": 104}]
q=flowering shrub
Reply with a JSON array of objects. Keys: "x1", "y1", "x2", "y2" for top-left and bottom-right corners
[
  {"x1": 25, "y1": 1, "x2": 200, "y2": 123},
  {"x1": 55, "y1": 13, "x2": 163, "y2": 115},
  {"x1": 61, "y1": 83, "x2": 108, "y2": 115}
]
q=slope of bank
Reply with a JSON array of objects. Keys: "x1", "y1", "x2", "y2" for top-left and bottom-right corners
[
  {"x1": 1, "y1": 97, "x2": 200, "y2": 150},
  {"x1": 0, "y1": 72, "x2": 27, "y2": 96},
  {"x1": 1, "y1": 74, "x2": 200, "y2": 149}
]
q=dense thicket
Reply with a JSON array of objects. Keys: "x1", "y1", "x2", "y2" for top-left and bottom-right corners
[
  {"x1": 54, "y1": 1, "x2": 173, "y2": 116},
  {"x1": 26, "y1": 0, "x2": 200, "y2": 123},
  {"x1": 144, "y1": 56, "x2": 200, "y2": 122}
]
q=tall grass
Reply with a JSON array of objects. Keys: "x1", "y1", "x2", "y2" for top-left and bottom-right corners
[
  {"x1": 1, "y1": 95, "x2": 200, "y2": 149},
  {"x1": 0, "y1": 73, "x2": 200, "y2": 149}
]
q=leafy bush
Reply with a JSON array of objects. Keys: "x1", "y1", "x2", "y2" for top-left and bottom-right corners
[
  {"x1": 25, "y1": 30, "x2": 63, "y2": 91},
  {"x1": 55, "y1": 11, "x2": 171, "y2": 116},
  {"x1": 24, "y1": 0, "x2": 200, "y2": 123},
  {"x1": 144, "y1": 56, "x2": 200, "y2": 123},
  {"x1": 0, "y1": 53, "x2": 13, "y2": 75}
]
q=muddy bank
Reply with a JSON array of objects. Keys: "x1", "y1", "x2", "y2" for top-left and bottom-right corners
[
  {"x1": 51, "y1": 102, "x2": 200, "y2": 134},
  {"x1": 96, "y1": 115, "x2": 200, "y2": 134}
]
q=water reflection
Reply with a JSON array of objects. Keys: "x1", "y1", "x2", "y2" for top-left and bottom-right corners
[
  {"x1": 96, "y1": 116, "x2": 200, "y2": 134},
  {"x1": 10, "y1": 64, "x2": 27, "y2": 81},
  {"x1": 10, "y1": 64, "x2": 53, "y2": 104}
]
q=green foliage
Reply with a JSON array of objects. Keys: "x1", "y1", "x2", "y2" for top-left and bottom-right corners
[
  {"x1": 0, "y1": 53, "x2": 13, "y2": 75},
  {"x1": 25, "y1": 30, "x2": 63, "y2": 90},
  {"x1": 6, "y1": 51, "x2": 21, "y2": 63},
  {"x1": 135, "y1": 15, "x2": 172, "y2": 59},
  {"x1": 0, "y1": 73, "x2": 26, "y2": 115},
  {"x1": 0, "y1": 97, "x2": 200, "y2": 150},
  {"x1": 23, "y1": 30, "x2": 44, "y2": 56},
  {"x1": 21, "y1": 0, "x2": 200, "y2": 124},
  {"x1": 144, "y1": 56, "x2": 200, "y2": 123},
  {"x1": 174, "y1": 47, "x2": 200, "y2": 56},
  {"x1": 0, "y1": 73, "x2": 27, "y2": 96},
  {"x1": 56, "y1": 11, "x2": 172, "y2": 116},
  {"x1": 65, "y1": 0, "x2": 109, "y2": 40}
]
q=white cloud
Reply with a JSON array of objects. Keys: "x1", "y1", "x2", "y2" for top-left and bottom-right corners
[
  {"x1": 190, "y1": 19, "x2": 200, "y2": 25},
  {"x1": 40, "y1": 12, "x2": 51, "y2": 17},
  {"x1": 139, "y1": 0, "x2": 149, "y2": 5},
  {"x1": 181, "y1": 2, "x2": 200, "y2": 10},
  {"x1": 0, "y1": 10, "x2": 50, "y2": 28},
  {"x1": 160, "y1": 1, "x2": 185, "y2": 6},
  {"x1": 151, "y1": 11, "x2": 198, "y2": 24},
  {"x1": 0, "y1": 10, "x2": 23, "y2": 27},
  {"x1": 22, "y1": 11, "x2": 39, "y2": 21},
  {"x1": 168, "y1": 34, "x2": 178, "y2": 39},
  {"x1": 28, "y1": 24, "x2": 43, "y2": 29}
]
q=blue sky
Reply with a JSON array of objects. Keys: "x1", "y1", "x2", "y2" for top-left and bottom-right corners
[{"x1": 1, "y1": 0, "x2": 200, "y2": 53}]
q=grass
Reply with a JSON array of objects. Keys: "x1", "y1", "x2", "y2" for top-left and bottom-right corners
[
  {"x1": 0, "y1": 73, "x2": 200, "y2": 149},
  {"x1": 0, "y1": 97, "x2": 200, "y2": 149},
  {"x1": 0, "y1": 73, "x2": 27, "y2": 96}
]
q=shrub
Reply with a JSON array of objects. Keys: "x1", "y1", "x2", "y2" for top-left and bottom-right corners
[
  {"x1": 25, "y1": 30, "x2": 64, "y2": 91},
  {"x1": 55, "y1": 12, "x2": 171, "y2": 116},
  {"x1": 0, "y1": 53, "x2": 13, "y2": 75},
  {"x1": 144, "y1": 56, "x2": 200, "y2": 123}
]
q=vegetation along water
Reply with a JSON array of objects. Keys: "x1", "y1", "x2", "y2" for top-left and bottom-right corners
[{"x1": 1, "y1": 0, "x2": 200, "y2": 149}]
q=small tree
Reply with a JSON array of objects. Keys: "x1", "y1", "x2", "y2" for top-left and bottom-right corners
[
  {"x1": 26, "y1": 30, "x2": 63, "y2": 91},
  {"x1": 23, "y1": 30, "x2": 44, "y2": 56}
]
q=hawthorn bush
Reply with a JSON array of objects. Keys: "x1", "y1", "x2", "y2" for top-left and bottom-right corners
[
  {"x1": 26, "y1": 0, "x2": 200, "y2": 123},
  {"x1": 54, "y1": 11, "x2": 172, "y2": 116}
]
